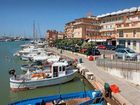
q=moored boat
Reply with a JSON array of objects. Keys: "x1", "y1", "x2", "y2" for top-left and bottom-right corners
[
  {"x1": 9, "y1": 61, "x2": 78, "y2": 91},
  {"x1": 9, "y1": 90, "x2": 105, "y2": 105}
]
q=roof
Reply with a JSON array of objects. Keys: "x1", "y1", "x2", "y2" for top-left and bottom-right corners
[
  {"x1": 97, "y1": 6, "x2": 139, "y2": 18},
  {"x1": 52, "y1": 61, "x2": 68, "y2": 67}
]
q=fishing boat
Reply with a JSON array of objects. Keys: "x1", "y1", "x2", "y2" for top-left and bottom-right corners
[
  {"x1": 9, "y1": 61, "x2": 78, "y2": 91},
  {"x1": 9, "y1": 90, "x2": 105, "y2": 105},
  {"x1": 20, "y1": 50, "x2": 46, "y2": 61}
]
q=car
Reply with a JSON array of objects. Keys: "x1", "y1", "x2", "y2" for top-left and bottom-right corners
[
  {"x1": 71, "y1": 46, "x2": 80, "y2": 52},
  {"x1": 98, "y1": 45, "x2": 106, "y2": 50},
  {"x1": 80, "y1": 48, "x2": 88, "y2": 53},
  {"x1": 106, "y1": 45, "x2": 116, "y2": 50},
  {"x1": 86, "y1": 48, "x2": 101, "y2": 56},
  {"x1": 115, "y1": 48, "x2": 137, "y2": 60},
  {"x1": 64, "y1": 46, "x2": 71, "y2": 50}
]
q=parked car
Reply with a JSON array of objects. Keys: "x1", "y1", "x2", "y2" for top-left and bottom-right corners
[
  {"x1": 63, "y1": 46, "x2": 71, "y2": 50},
  {"x1": 86, "y1": 48, "x2": 101, "y2": 56},
  {"x1": 80, "y1": 48, "x2": 88, "y2": 53},
  {"x1": 115, "y1": 48, "x2": 137, "y2": 60},
  {"x1": 106, "y1": 45, "x2": 116, "y2": 50},
  {"x1": 71, "y1": 46, "x2": 80, "y2": 52},
  {"x1": 97, "y1": 45, "x2": 106, "y2": 50}
]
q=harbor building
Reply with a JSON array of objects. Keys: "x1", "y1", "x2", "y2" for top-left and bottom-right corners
[
  {"x1": 64, "y1": 16, "x2": 114, "y2": 44},
  {"x1": 57, "y1": 32, "x2": 65, "y2": 39},
  {"x1": 46, "y1": 30, "x2": 58, "y2": 47},
  {"x1": 98, "y1": 6, "x2": 140, "y2": 52},
  {"x1": 64, "y1": 6, "x2": 140, "y2": 52},
  {"x1": 46, "y1": 30, "x2": 65, "y2": 46},
  {"x1": 64, "y1": 16, "x2": 103, "y2": 40}
]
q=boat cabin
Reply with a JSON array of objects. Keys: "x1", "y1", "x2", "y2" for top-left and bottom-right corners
[{"x1": 52, "y1": 62, "x2": 68, "y2": 77}]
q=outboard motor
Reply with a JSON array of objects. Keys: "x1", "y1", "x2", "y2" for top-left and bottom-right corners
[{"x1": 9, "y1": 69, "x2": 16, "y2": 79}]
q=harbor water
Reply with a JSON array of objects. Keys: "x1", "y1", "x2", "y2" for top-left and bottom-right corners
[{"x1": 0, "y1": 41, "x2": 93, "y2": 105}]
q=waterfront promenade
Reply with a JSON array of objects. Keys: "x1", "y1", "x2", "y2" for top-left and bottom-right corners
[{"x1": 49, "y1": 47, "x2": 140, "y2": 105}]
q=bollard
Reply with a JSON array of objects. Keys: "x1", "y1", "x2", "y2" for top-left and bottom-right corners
[
  {"x1": 101, "y1": 54, "x2": 105, "y2": 59},
  {"x1": 110, "y1": 54, "x2": 114, "y2": 60},
  {"x1": 79, "y1": 58, "x2": 83, "y2": 63}
]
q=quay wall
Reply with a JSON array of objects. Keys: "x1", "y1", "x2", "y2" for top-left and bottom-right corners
[
  {"x1": 98, "y1": 67, "x2": 140, "y2": 85},
  {"x1": 96, "y1": 59, "x2": 140, "y2": 85}
]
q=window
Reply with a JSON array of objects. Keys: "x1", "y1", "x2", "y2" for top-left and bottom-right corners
[
  {"x1": 138, "y1": 16, "x2": 140, "y2": 19},
  {"x1": 127, "y1": 40, "x2": 130, "y2": 46},
  {"x1": 133, "y1": 30, "x2": 136, "y2": 37},
  {"x1": 62, "y1": 66, "x2": 65, "y2": 71},
  {"x1": 120, "y1": 50, "x2": 126, "y2": 54},
  {"x1": 119, "y1": 30, "x2": 124, "y2": 37},
  {"x1": 117, "y1": 24, "x2": 121, "y2": 28},
  {"x1": 124, "y1": 23, "x2": 129, "y2": 27},
  {"x1": 59, "y1": 67, "x2": 62, "y2": 71},
  {"x1": 133, "y1": 41, "x2": 136, "y2": 50}
]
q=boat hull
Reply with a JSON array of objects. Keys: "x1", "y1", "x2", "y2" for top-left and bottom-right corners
[
  {"x1": 9, "y1": 90, "x2": 104, "y2": 105},
  {"x1": 10, "y1": 71, "x2": 77, "y2": 91}
]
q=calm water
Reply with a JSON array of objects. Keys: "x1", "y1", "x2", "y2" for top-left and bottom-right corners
[{"x1": 0, "y1": 41, "x2": 93, "y2": 105}]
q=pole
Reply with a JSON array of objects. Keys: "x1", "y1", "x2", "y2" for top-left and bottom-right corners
[{"x1": 81, "y1": 78, "x2": 86, "y2": 97}]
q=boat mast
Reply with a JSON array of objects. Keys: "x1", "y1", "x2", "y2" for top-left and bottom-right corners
[{"x1": 33, "y1": 21, "x2": 36, "y2": 42}]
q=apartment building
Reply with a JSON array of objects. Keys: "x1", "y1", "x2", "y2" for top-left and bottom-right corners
[
  {"x1": 57, "y1": 32, "x2": 65, "y2": 39},
  {"x1": 65, "y1": 16, "x2": 101, "y2": 39},
  {"x1": 46, "y1": 30, "x2": 58, "y2": 46},
  {"x1": 98, "y1": 6, "x2": 140, "y2": 52},
  {"x1": 65, "y1": 6, "x2": 140, "y2": 52}
]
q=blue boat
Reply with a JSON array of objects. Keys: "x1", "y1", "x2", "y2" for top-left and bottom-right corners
[{"x1": 9, "y1": 90, "x2": 105, "y2": 105}]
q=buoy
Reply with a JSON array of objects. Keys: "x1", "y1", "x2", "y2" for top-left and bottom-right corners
[{"x1": 110, "y1": 84, "x2": 120, "y2": 93}]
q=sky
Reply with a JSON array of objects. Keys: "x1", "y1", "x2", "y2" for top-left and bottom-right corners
[{"x1": 0, "y1": 0, "x2": 140, "y2": 38}]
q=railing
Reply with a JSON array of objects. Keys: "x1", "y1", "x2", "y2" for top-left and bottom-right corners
[{"x1": 96, "y1": 59, "x2": 140, "y2": 70}]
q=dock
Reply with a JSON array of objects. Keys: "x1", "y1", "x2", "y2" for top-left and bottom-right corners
[{"x1": 49, "y1": 47, "x2": 140, "y2": 105}]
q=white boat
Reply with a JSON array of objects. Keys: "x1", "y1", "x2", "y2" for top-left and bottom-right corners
[
  {"x1": 32, "y1": 53, "x2": 60, "y2": 62},
  {"x1": 9, "y1": 61, "x2": 78, "y2": 91},
  {"x1": 18, "y1": 45, "x2": 35, "y2": 55},
  {"x1": 19, "y1": 47, "x2": 45, "y2": 59},
  {"x1": 20, "y1": 50, "x2": 46, "y2": 61}
]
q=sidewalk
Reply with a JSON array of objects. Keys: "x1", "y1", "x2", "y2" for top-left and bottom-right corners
[{"x1": 49, "y1": 48, "x2": 140, "y2": 105}]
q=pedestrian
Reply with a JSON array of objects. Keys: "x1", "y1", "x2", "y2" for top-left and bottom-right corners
[{"x1": 104, "y1": 82, "x2": 112, "y2": 98}]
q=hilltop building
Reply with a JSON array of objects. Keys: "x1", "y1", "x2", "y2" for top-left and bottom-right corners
[{"x1": 46, "y1": 30, "x2": 65, "y2": 46}]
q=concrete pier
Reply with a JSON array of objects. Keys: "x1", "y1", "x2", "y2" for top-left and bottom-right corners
[{"x1": 49, "y1": 47, "x2": 140, "y2": 105}]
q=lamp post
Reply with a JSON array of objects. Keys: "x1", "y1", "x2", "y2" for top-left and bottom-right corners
[{"x1": 81, "y1": 78, "x2": 86, "y2": 97}]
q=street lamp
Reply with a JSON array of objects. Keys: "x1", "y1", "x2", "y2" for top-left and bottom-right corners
[{"x1": 81, "y1": 78, "x2": 86, "y2": 97}]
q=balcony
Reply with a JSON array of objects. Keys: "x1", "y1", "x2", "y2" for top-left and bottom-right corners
[
  {"x1": 73, "y1": 22, "x2": 99, "y2": 26},
  {"x1": 100, "y1": 20, "x2": 123, "y2": 25},
  {"x1": 117, "y1": 23, "x2": 140, "y2": 30},
  {"x1": 100, "y1": 28, "x2": 116, "y2": 32},
  {"x1": 86, "y1": 28, "x2": 99, "y2": 31}
]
